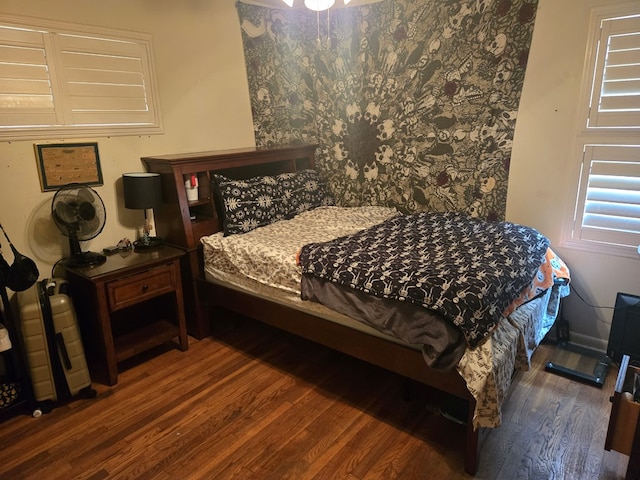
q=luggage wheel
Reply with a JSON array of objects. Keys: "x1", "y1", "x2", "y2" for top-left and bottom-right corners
[{"x1": 32, "y1": 402, "x2": 53, "y2": 417}]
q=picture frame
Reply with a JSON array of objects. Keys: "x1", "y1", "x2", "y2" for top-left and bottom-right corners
[{"x1": 35, "y1": 142, "x2": 103, "y2": 192}]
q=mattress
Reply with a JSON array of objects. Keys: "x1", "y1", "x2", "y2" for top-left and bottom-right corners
[{"x1": 201, "y1": 206, "x2": 567, "y2": 428}]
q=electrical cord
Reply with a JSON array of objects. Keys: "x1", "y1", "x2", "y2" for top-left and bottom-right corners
[
  {"x1": 569, "y1": 283, "x2": 640, "y2": 311},
  {"x1": 51, "y1": 258, "x2": 67, "y2": 279}
]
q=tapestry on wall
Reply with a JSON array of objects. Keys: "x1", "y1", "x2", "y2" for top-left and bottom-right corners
[{"x1": 237, "y1": 0, "x2": 538, "y2": 219}]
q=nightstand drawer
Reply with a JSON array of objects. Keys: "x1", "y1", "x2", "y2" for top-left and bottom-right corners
[{"x1": 107, "y1": 264, "x2": 177, "y2": 311}]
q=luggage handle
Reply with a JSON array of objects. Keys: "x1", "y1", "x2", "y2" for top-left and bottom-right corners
[
  {"x1": 55, "y1": 332, "x2": 72, "y2": 370},
  {"x1": 38, "y1": 279, "x2": 72, "y2": 400}
]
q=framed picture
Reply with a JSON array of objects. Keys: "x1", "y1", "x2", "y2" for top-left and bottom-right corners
[{"x1": 35, "y1": 142, "x2": 103, "y2": 192}]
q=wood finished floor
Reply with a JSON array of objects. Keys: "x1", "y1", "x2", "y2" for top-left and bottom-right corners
[{"x1": 0, "y1": 317, "x2": 631, "y2": 479}]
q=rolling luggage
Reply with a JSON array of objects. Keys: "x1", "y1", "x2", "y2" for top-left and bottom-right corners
[{"x1": 16, "y1": 278, "x2": 95, "y2": 412}]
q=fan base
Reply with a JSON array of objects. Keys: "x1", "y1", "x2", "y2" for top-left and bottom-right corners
[
  {"x1": 133, "y1": 236, "x2": 163, "y2": 251},
  {"x1": 65, "y1": 251, "x2": 107, "y2": 268}
]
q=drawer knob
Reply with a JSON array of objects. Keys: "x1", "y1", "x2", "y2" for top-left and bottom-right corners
[{"x1": 142, "y1": 284, "x2": 149, "y2": 291}]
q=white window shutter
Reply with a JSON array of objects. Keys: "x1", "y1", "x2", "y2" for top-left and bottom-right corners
[
  {"x1": 588, "y1": 16, "x2": 640, "y2": 128},
  {"x1": 566, "y1": 7, "x2": 640, "y2": 258},
  {"x1": 0, "y1": 16, "x2": 162, "y2": 140},
  {"x1": 55, "y1": 33, "x2": 157, "y2": 127},
  {"x1": 575, "y1": 145, "x2": 640, "y2": 249},
  {"x1": 0, "y1": 25, "x2": 58, "y2": 127}
]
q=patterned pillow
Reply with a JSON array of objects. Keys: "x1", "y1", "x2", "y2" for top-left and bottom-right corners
[
  {"x1": 278, "y1": 169, "x2": 334, "y2": 218},
  {"x1": 212, "y1": 174, "x2": 287, "y2": 236},
  {"x1": 212, "y1": 170, "x2": 334, "y2": 236}
]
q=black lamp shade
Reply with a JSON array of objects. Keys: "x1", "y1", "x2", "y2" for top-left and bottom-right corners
[{"x1": 123, "y1": 173, "x2": 162, "y2": 210}]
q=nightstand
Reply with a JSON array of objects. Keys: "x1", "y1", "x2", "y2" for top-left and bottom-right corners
[{"x1": 64, "y1": 245, "x2": 188, "y2": 386}]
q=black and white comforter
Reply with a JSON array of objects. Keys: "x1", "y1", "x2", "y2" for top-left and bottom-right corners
[{"x1": 298, "y1": 212, "x2": 550, "y2": 348}]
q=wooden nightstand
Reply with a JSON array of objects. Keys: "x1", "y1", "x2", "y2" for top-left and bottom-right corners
[{"x1": 64, "y1": 245, "x2": 188, "y2": 386}]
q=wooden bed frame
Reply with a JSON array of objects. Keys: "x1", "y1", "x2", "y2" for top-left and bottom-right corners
[{"x1": 143, "y1": 144, "x2": 480, "y2": 474}]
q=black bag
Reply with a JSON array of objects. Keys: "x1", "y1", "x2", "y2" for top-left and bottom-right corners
[{"x1": 0, "y1": 223, "x2": 39, "y2": 292}]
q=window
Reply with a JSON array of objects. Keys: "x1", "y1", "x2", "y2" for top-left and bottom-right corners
[
  {"x1": 566, "y1": 5, "x2": 640, "y2": 258},
  {"x1": 588, "y1": 14, "x2": 640, "y2": 128},
  {"x1": 574, "y1": 145, "x2": 640, "y2": 249},
  {"x1": 0, "y1": 15, "x2": 162, "y2": 140}
]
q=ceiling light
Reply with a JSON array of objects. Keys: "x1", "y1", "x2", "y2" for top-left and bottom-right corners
[
  {"x1": 283, "y1": 0, "x2": 352, "y2": 11},
  {"x1": 304, "y1": 0, "x2": 335, "y2": 11}
]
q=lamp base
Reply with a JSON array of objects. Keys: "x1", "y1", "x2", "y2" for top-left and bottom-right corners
[{"x1": 133, "y1": 236, "x2": 163, "y2": 251}]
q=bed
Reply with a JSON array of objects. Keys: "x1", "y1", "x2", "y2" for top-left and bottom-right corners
[{"x1": 142, "y1": 144, "x2": 570, "y2": 475}]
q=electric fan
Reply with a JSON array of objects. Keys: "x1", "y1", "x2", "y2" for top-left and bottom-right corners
[{"x1": 52, "y1": 183, "x2": 107, "y2": 267}]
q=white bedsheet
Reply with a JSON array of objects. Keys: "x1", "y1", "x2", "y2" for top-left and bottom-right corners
[{"x1": 201, "y1": 206, "x2": 398, "y2": 294}]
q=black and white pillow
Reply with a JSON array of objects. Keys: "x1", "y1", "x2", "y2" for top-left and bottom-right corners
[
  {"x1": 212, "y1": 173, "x2": 287, "y2": 236},
  {"x1": 279, "y1": 169, "x2": 334, "y2": 218},
  {"x1": 212, "y1": 169, "x2": 334, "y2": 236}
]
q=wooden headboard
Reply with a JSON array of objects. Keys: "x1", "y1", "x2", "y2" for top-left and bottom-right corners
[{"x1": 142, "y1": 143, "x2": 318, "y2": 338}]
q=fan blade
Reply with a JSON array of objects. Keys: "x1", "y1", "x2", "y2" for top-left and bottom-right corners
[
  {"x1": 78, "y1": 215, "x2": 100, "y2": 240},
  {"x1": 54, "y1": 201, "x2": 78, "y2": 225},
  {"x1": 77, "y1": 187, "x2": 95, "y2": 204}
]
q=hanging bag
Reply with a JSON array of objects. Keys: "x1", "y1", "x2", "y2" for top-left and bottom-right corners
[
  {"x1": 0, "y1": 223, "x2": 39, "y2": 292},
  {"x1": 0, "y1": 249, "x2": 10, "y2": 286}
]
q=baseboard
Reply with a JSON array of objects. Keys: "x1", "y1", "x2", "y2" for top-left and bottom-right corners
[
  {"x1": 545, "y1": 328, "x2": 608, "y2": 353},
  {"x1": 567, "y1": 332, "x2": 609, "y2": 352}
]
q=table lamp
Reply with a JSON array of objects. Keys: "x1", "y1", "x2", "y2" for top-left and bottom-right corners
[{"x1": 122, "y1": 172, "x2": 163, "y2": 250}]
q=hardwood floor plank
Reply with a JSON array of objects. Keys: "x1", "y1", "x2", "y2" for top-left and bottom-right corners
[
  {"x1": 309, "y1": 389, "x2": 415, "y2": 480},
  {"x1": 121, "y1": 363, "x2": 313, "y2": 477},
  {"x1": 166, "y1": 348, "x2": 342, "y2": 477},
  {"x1": 47, "y1": 343, "x2": 245, "y2": 479},
  {"x1": 306, "y1": 416, "x2": 381, "y2": 480},
  {"x1": 278, "y1": 374, "x2": 396, "y2": 478},
  {"x1": 570, "y1": 382, "x2": 612, "y2": 479},
  {"x1": 0, "y1": 318, "x2": 630, "y2": 480},
  {"x1": 207, "y1": 375, "x2": 358, "y2": 477},
  {"x1": 379, "y1": 434, "x2": 425, "y2": 480}
]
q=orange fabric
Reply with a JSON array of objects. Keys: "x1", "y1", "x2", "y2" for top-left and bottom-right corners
[{"x1": 503, "y1": 248, "x2": 570, "y2": 316}]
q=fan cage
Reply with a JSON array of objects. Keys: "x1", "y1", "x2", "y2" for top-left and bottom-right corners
[{"x1": 51, "y1": 183, "x2": 107, "y2": 267}]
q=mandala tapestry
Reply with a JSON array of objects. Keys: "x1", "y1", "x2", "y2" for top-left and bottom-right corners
[{"x1": 237, "y1": 0, "x2": 539, "y2": 219}]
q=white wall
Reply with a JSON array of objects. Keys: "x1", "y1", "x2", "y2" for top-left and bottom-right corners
[
  {"x1": 1, "y1": 0, "x2": 637, "y2": 348},
  {"x1": 0, "y1": 0, "x2": 255, "y2": 277},
  {"x1": 508, "y1": 0, "x2": 640, "y2": 349}
]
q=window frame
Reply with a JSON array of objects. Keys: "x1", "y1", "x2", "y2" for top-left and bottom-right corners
[
  {"x1": 0, "y1": 14, "x2": 163, "y2": 141},
  {"x1": 563, "y1": 3, "x2": 640, "y2": 259}
]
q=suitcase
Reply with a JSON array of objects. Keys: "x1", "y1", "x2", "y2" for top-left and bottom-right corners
[{"x1": 16, "y1": 278, "x2": 95, "y2": 410}]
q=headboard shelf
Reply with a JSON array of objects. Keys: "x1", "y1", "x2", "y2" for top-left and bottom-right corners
[{"x1": 141, "y1": 143, "x2": 318, "y2": 338}]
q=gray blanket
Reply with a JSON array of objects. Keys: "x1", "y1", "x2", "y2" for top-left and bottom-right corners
[{"x1": 301, "y1": 275, "x2": 467, "y2": 370}]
